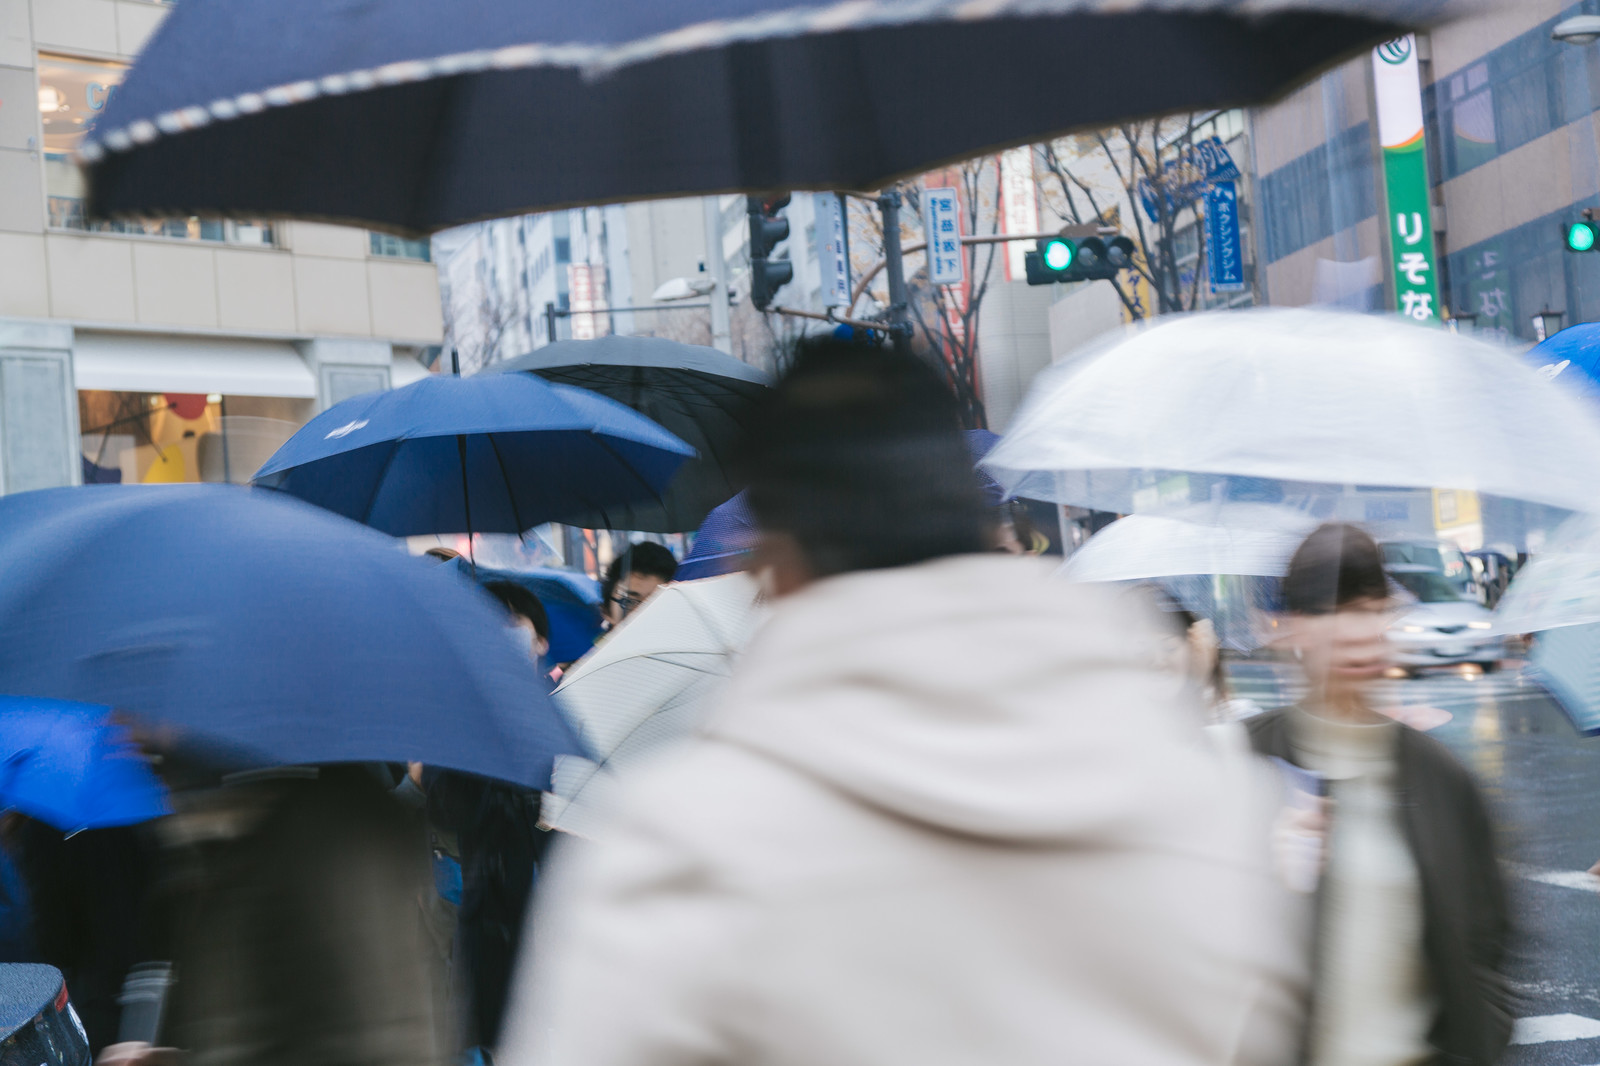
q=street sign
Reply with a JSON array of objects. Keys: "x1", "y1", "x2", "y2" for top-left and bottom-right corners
[
  {"x1": 1138, "y1": 135, "x2": 1242, "y2": 223},
  {"x1": 923, "y1": 186, "x2": 964, "y2": 286},
  {"x1": 1205, "y1": 180, "x2": 1246, "y2": 291},
  {"x1": 1373, "y1": 34, "x2": 1441, "y2": 323},
  {"x1": 814, "y1": 192, "x2": 851, "y2": 307}
]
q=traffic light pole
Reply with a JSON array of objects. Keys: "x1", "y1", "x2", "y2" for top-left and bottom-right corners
[
  {"x1": 702, "y1": 195, "x2": 733, "y2": 355},
  {"x1": 878, "y1": 190, "x2": 913, "y2": 354}
]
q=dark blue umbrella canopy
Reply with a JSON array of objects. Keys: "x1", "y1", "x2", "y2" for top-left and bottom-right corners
[
  {"x1": 0, "y1": 485, "x2": 583, "y2": 788},
  {"x1": 83, "y1": 0, "x2": 1456, "y2": 235},
  {"x1": 253, "y1": 371, "x2": 695, "y2": 536}
]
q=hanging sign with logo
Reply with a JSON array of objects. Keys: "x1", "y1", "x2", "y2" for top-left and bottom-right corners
[
  {"x1": 1373, "y1": 35, "x2": 1441, "y2": 323},
  {"x1": 923, "y1": 186, "x2": 964, "y2": 286}
]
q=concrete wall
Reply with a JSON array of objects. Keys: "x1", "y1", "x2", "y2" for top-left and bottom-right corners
[{"x1": 976, "y1": 280, "x2": 1057, "y2": 432}]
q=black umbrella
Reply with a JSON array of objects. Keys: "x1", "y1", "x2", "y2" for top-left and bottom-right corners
[
  {"x1": 490, "y1": 336, "x2": 772, "y2": 532},
  {"x1": 83, "y1": 0, "x2": 1462, "y2": 235}
]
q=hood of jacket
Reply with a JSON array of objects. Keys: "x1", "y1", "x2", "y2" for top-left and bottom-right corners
[{"x1": 704, "y1": 554, "x2": 1224, "y2": 844}]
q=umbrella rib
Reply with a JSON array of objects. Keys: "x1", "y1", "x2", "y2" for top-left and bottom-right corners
[{"x1": 485, "y1": 433, "x2": 529, "y2": 534}]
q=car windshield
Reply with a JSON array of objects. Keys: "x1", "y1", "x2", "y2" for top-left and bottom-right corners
[
  {"x1": 1388, "y1": 570, "x2": 1468, "y2": 604},
  {"x1": 1382, "y1": 542, "x2": 1470, "y2": 582}
]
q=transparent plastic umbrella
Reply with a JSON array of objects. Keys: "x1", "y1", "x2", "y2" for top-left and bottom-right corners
[
  {"x1": 1059, "y1": 504, "x2": 1315, "y2": 583},
  {"x1": 984, "y1": 309, "x2": 1600, "y2": 519}
]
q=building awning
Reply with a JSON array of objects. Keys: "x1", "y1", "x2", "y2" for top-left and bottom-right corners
[
  {"x1": 73, "y1": 333, "x2": 318, "y2": 398},
  {"x1": 391, "y1": 351, "x2": 433, "y2": 388}
]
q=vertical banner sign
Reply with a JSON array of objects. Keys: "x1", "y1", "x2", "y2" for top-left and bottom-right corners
[
  {"x1": 1373, "y1": 35, "x2": 1440, "y2": 322},
  {"x1": 998, "y1": 147, "x2": 1039, "y2": 281},
  {"x1": 814, "y1": 192, "x2": 852, "y2": 307},
  {"x1": 923, "y1": 187, "x2": 964, "y2": 286},
  {"x1": 1205, "y1": 180, "x2": 1245, "y2": 292}
]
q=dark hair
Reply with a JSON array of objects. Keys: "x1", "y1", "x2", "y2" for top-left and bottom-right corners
[
  {"x1": 482, "y1": 580, "x2": 550, "y2": 641},
  {"x1": 1283, "y1": 522, "x2": 1390, "y2": 615},
  {"x1": 601, "y1": 542, "x2": 678, "y2": 603},
  {"x1": 740, "y1": 339, "x2": 990, "y2": 579}
]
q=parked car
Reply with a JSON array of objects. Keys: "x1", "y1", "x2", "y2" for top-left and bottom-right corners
[
  {"x1": 1385, "y1": 564, "x2": 1505, "y2": 673},
  {"x1": 0, "y1": 964, "x2": 90, "y2": 1066},
  {"x1": 1380, "y1": 538, "x2": 1476, "y2": 596}
]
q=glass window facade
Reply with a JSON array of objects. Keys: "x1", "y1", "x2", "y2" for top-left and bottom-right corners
[
  {"x1": 1423, "y1": 2, "x2": 1600, "y2": 185},
  {"x1": 1258, "y1": 122, "x2": 1377, "y2": 264},
  {"x1": 368, "y1": 232, "x2": 432, "y2": 260},
  {"x1": 1447, "y1": 196, "x2": 1600, "y2": 345},
  {"x1": 39, "y1": 54, "x2": 275, "y2": 244}
]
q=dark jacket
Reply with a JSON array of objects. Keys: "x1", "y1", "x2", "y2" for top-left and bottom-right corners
[{"x1": 1245, "y1": 708, "x2": 1512, "y2": 1066}]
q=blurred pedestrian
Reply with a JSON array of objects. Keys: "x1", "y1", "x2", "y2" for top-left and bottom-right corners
[
  {"x1": 1249, "y1": 522, "x2": 1511, "y2": 1066},
  {"x1": 147, "y1": 763, "x2": 445, "y2": 1066},
  {"x1": 599, "y1": 543, "x2": 676, "y2": 627},
  {"x1": 7, "y1": 818, "x2": 153, "y2": 1054},
  {"x1": 499, "y1": 340, "x2": 1304, "y2": 1066},
  {"x1": 423, "y1": 580, "x2": 553, "y2": 1063}
]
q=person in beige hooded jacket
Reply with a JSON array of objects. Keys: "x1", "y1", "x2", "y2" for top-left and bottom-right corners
[{"x1": 498, "y1": 340, "x2": 1307, "y2": 1066}]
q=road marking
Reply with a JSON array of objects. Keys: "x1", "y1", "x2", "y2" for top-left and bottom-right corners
[
  {"x1": 1512, "y1": 1014, "x2": 1600, "y2": 1044},
  {"x1": 1506, "y1": 863, "x2": 1600, "y2": 893}
]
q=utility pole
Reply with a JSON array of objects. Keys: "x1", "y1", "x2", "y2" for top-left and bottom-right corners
[
  {"x1": 878, "y1": 189, "x2": 912, "y2": 354},
  {"x1": 702, "y1": 195, "x2": 733, "y2": 355}
]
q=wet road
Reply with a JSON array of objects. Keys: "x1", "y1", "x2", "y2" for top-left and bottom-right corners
[{"x1": 1228, "y1": 661, "x2": 1600, "y2": 1065}]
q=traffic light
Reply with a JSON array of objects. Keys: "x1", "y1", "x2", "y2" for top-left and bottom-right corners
[
  {"x1": 1024, "y1": 234, "x2": 1136, "y2": 284},
  {"x1": 1568, "y1": 220, "x2": 1598, "y2": 253},
  {"x1": 748, "y1": 194, "x2": 794, "y2": 310}
]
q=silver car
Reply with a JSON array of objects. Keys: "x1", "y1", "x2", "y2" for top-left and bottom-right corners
[{"x1": 1385, "y1": 564, "x2": 1505, "y2": 672}]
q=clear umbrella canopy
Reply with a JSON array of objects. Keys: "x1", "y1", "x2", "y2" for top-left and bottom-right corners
[{"x1": 984, "y1": 309, "x2": 1600, "y2": 546}]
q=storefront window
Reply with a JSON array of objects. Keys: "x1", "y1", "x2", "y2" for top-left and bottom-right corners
[
  {"x1": 40, "y1": 54, "x2": 275, "y2": 245},
  {"x1": 78, "y1": 391, "x2": 309, "y2": 485}
]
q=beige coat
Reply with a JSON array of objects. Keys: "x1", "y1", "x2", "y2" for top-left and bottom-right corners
[{"x1": 500, "y1": 554, "x2": 1306, "y2": 1066}]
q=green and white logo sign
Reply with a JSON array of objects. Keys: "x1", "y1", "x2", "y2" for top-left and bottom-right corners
[{"x1": 1373, "y1": 34, "x2": 1440, "y2": 322}]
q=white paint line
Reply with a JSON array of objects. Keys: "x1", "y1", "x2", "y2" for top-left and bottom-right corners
[
  {"x1": 1512, "y1": 1014, "x2": 1600, "y2": 1044},
  {"x1": 1505, "y1": 863, "x2": 1600, "y2": 893}
]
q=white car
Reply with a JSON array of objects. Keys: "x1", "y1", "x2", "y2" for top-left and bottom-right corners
[{"x1": 1385, "y1": 564, "x2": 1505, "y2": 672}]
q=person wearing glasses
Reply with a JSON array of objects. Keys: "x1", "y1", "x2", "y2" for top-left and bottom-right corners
[{"x1": 600, "y1": 542, "x2": 678, "y2": 628}]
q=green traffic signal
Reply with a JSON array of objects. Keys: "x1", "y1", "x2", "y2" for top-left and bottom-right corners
[
  {"x1": 1041, "y1": 238, "x2": 1076, "y2": 272},
  {"x1": 1569, "y1": 221, "x2": 1598, "y2": 253}
]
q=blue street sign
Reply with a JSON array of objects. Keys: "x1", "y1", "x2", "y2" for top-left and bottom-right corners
[
  {"x1": 1205, "y1": 180, "x2": 1246, "y2": 292},
  {"x1": 1138, "y1": 136, "x2": 1242, "y2": 223}
]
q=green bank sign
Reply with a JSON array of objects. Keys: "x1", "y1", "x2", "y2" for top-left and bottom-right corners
[{"x1": 1373, "y1": 35, "x2": 1440, "y2": 322}]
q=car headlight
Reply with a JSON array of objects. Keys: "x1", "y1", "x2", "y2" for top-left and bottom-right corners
[
  {"x1": 1467, "y1": 621, "x2": 1493, "y2": 630},
  {"x1": 1399, "y1": 625, "x2": 1425, "y2": 634}
]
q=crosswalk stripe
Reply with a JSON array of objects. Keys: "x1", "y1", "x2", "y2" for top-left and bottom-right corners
[{"x1": 1512, "y1": 1014, "x2": 1600, "y2": 1044}]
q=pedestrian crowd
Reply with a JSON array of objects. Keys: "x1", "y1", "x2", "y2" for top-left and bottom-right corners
[{"x1": 0, "y1": 337, "x2": 1508, "y2": 1066}]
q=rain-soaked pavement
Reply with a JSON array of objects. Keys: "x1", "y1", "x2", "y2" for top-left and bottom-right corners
[{"x1": 1228, "y1": 661, "x2": 1600, "y2": 1065}]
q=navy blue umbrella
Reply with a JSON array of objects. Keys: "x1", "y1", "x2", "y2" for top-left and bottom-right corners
[
  {"x1": 0, "y1": 485, "x2": 583, "y2": 788},
  {"x1": 253, "y1": 370, "x2": 694, "y2": 537},
  {"x1": 82, "y1": 0, "x2": 1455, "y2": 235},
  {"x1": 0, "y1": 698, "x2": 170, "y2": 833},
  {"x1": 677, "y1": 491, "x2": 757, "y2": 581}
]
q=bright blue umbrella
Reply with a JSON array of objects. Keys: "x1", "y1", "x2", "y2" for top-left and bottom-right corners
[
  {"x1": 0, "y1": 698, "x2": 169, "y2": 833},
  {"x1": 0, "y1": 485, "x2": 583, "y2": 788},
  {"x1": 441, "y1": 558, "x2": 603, "y2": 664},
  {"x1": 1527, "y1": 323, "x2": 1600, "y2": 393},
  {"x1": 253, "y1": 371, "x2": 694, "y2": 537}
]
